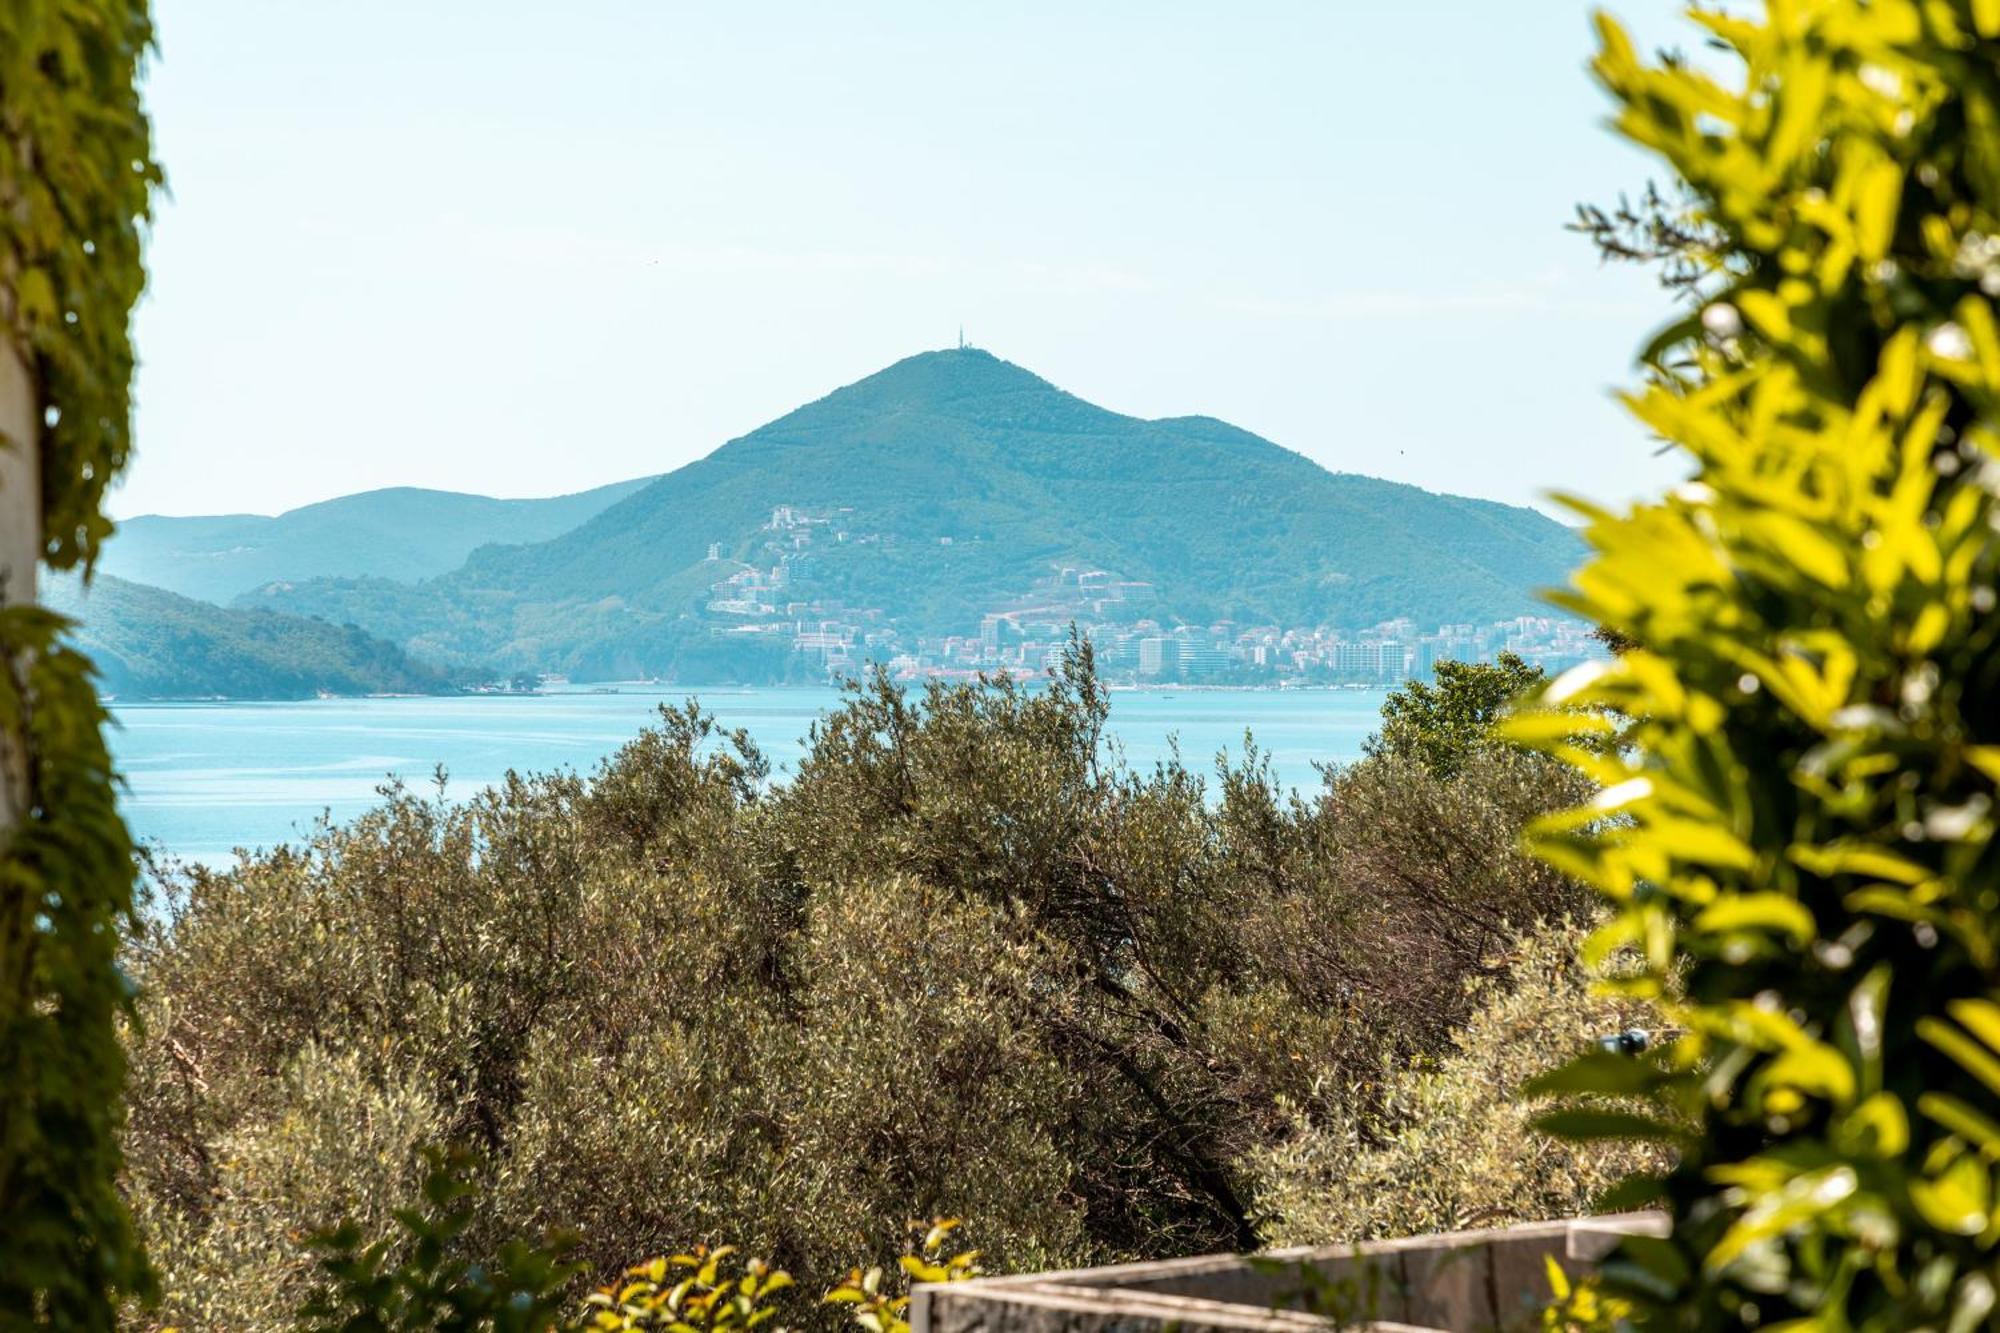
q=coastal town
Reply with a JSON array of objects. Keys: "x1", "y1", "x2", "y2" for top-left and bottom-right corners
[{"x1": 697, "y1": 504, "x2": 1601, "y2": 685}]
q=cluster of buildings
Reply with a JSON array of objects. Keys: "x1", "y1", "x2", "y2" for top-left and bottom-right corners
[
  {"x1": 698, "y1": 508, "x2": 1601, "y2": 687},
  {"x1": 891, "y1": 614, "x2": 1600, "y2": 686}
]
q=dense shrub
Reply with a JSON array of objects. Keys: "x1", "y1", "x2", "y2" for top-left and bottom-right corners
[
  {"x1": 1251, "y1": 919, "x2": 1664, "y2": 1246},
  {"x1": 122, "y1": 650, "x2": 1603, "y2": 1329},
  {"x1": 1368, "y1": 652, "x2": 1547, "y2": 780},
  {"x1": 130, "y1": 1048, "x2": 442, "y2": 1329}
]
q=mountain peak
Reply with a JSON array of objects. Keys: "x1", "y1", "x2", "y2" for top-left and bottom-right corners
[
  {"x1": 823, "y1": 346, "x2": 1065, "y2": 408},
  {"x1": 740, "y1": 346, "x2": 1104, "y2": 445},
  {"x1": 248, "y1": 349, "x2": 1587, "y2": 681}
]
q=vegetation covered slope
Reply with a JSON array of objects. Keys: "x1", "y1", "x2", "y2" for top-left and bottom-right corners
[
  {"x1": 250, "y1": 350, "x2": 1583, "y2": 677},
  {"x1": 101, "y1": 476, "x2": 653, "y2": 603},
  {"x1": 45, "y1": 575, "x2": 462, "y2": 700}
]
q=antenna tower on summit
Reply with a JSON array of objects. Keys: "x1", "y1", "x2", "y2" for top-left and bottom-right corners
[{"x1": 958, "y1": 325, "x2": 966, "y2": 350}]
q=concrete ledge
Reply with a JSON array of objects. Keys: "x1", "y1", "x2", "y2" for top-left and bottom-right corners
[{"x1": 911, "y1": 1214, "x2": 1665, "y2": 1333}]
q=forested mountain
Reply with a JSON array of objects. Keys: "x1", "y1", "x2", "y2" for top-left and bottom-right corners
[
  {"x1": 249, "y1": 349, "x2": 1585, "y2": 679},
  {"x1": 101, "y1": 476, "x2": 653, "y2": 603},
  {"x1": 45, "y1": 574, "x2": 465, "y2": 700}
]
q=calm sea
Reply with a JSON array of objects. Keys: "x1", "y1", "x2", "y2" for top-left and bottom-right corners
[{"x1": 106, "y1": 685, "x2": 1388, "y2": 864}]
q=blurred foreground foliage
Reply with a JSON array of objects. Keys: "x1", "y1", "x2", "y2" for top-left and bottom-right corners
[
  {"x1": 121, "y1": 646, "x2": 1637, "y2": 1330},
  {"x1": 1514, "y1": 0, "x2": 2000, "y2": 1327},
  {"x1": 0, "y1": 0, "x2": 162, "y2": 1325}
]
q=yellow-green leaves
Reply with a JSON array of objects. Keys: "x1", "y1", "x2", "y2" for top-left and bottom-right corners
[
  {"x1": 823, "y1": 1220, "x2": 980, "y2": 1333},
  {"x1": 1837, "y1": 1091, "x2": 1910, "y2": 1158},
  {"x1": 895, "y1": 1219, "x2": 981, "y2": 1288},
  {"x1": 1909, "y1": 1149, "x2": 1991, "y2": 1237},
  {"x1": 1516, "y1": 0, "x2": 2000, "y2": 1325},
  {"x1": 1540, "y1": 1256, "x2": 1631, "y2": 1333},
  {"x1": 1739, "y1": 511, "x2": 1849, "y2": 590},
  {"x1": 1704, "y1": 1164, "x2": 1859, "y2": 1272},
  {"x1": 1853, "y1": 157, "x2": 1903, "y2": 262},
  {"x1": 1694, "y1": 892, "x2": 1816, "y2": 945},
  {"x1": 1920, "y1": 1002, "x2": 2000, "y2": 1101},
  {"x1": 582, "y1": 1246, "x2": 794, "y2": 1333}
]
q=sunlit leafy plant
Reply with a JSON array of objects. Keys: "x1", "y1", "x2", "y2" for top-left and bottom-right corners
[
  {"x1": 822, "y1": 1220, "x2": 980, "y2": 1333},
  {"x1": 1510, "y1": 1, "x2": 2000, "y2": 1327},
  {"x1": 305, "y1": 1167, "x2": 978, "y2": 1333},
  {"x1": 1540, "y1": 1258, "x2": 1628, "y2": 1333},
  {"x1": 580, "y1": 1247, "x2": 794, "y2": 1333}
]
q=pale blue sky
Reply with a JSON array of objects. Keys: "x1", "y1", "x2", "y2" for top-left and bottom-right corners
[{"x1": 121, "y1": 1, "x2": 1694, "y2": 519}]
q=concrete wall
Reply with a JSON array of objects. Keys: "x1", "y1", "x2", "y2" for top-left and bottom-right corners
[{"x1": 912, "y1": 1214, "x2": 1666, "y2": 1333}]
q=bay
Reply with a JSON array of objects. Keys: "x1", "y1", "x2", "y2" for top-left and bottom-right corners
[{"x1": 107, "y1": 685, "x2": 1387, "y2": 864}]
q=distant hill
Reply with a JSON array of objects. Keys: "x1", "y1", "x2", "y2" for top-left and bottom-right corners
[
  {"x1": 249, "y1": 349, "x2": 1586, "y2": 680},
  {"x1": 45, "y1": 574, "x2": 467, "y2": 700},
  {"x1": 101, "y1": 476, "x2": 654, "y2": 603}
]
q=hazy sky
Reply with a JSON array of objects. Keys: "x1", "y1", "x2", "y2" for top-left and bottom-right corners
[{"x1": 120, "y1": 1, "x2": 1694, "y2": 519}]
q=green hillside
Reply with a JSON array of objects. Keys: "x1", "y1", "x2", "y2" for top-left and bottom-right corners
[
  {"x1": 101, "y1": 475, "x2": 654, "y2": 603},
  {"x1": 45, "y1": 574, "x2": 467, "y2": 700},
  {"x1": 251, "y1": 349, "x2": 1585, "y2": 679}
]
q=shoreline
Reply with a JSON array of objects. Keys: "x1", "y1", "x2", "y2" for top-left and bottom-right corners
[{"x1": 107, "y1": 680, "x2": 1390, "y2": 706}]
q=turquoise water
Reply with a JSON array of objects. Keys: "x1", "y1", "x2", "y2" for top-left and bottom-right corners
[{"x1": 106, "y1": 686, "x2": 1387, "y2": 864}]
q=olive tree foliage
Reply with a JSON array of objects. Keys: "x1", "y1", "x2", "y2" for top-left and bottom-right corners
[
  {"x1": 0, "y1": 1, "x2": 162, "y2": 1327},
  {"x1": 1573, "y1": 178, "x2": 1726, "y2": 304},
  {"x1": 124, "y1": 644, "x2": 1600, "y2": 1331},
  {"x1": 1250, "y1": 918, "x2": 1666, "y2": 1248},
  {"x1": 1367, "y1": 651, "x2": 1548, "y2": 779},
  {"x1": 1512, "y1": 3, "x2": 2000, "y2": 1328}
]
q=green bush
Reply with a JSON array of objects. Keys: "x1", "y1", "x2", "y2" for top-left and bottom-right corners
[
  {"x1": 300, "y1": 1154, "x2": 580, "y2": 1333},
  {"x1": 1369, "y1": 651, "x2": 1547, "y2": 779},
  {"x1": 123, "y1": 652, "x2": 1600, "y2": 1328},
  {"x1": 130, "y1": 1046, "x2": 441, "y2": 1330},
  {"x1": 1514, "y1": 2, "x2": 2000, "y2": 1326},
  {"x1": 1250, "y1": 919, "x2": 1665, "y2": 1247}
]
